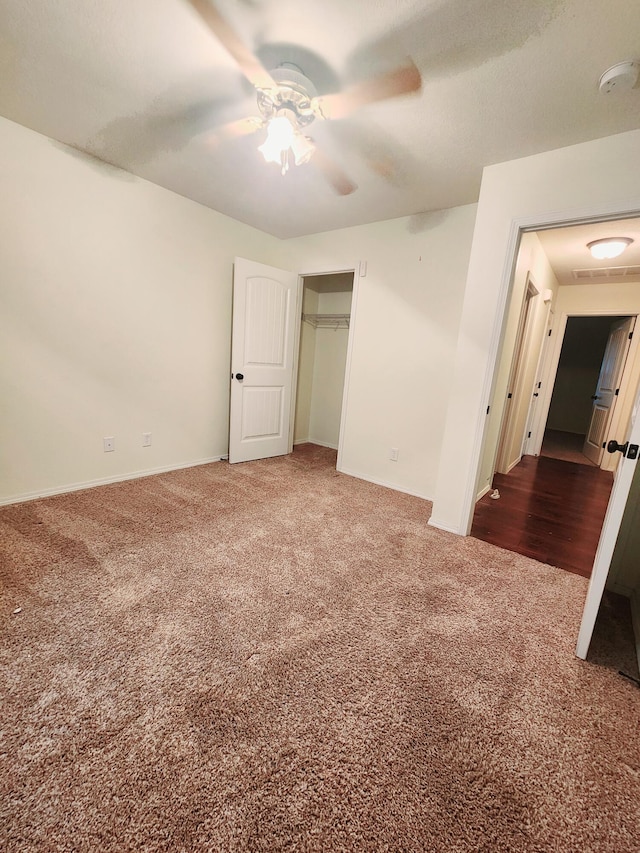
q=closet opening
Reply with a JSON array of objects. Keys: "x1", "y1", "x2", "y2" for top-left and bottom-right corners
[{"x1": 293, "y1": 271, "x2": 354, "y2": 466}]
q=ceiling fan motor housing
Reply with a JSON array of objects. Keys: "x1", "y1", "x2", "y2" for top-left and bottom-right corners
[{"x1": 257, "y1": 64, "x2": 318, "y2": 127}]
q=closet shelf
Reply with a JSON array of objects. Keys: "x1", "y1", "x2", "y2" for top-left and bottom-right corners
[{"x1": 303, "y1": 313, "x2": 350, "y2": 329}]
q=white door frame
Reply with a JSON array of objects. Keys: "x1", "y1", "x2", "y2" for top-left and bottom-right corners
[{"x1": 291, "y1": 262, "x2": 361, "y2": 472}]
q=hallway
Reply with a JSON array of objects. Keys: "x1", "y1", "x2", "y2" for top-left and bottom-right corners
[{"x1": 471, "y1": 455, "x2": 614, "y2": 578}]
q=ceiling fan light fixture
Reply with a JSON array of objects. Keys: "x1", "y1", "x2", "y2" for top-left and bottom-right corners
[
  {"x1": 258, "y1": 114, "x2": 296, "y2": 168},
  {"x1": 258, "y1": 110, "x2": 314, "y2": 175},
  {"x1": 587, "y1": 237, "x2": 633, "y2": 260}
]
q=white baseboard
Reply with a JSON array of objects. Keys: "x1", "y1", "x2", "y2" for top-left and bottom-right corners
[
  {"x1": 505, "y1": 456, "x2": 521, "y2": 474},
  {"x1": 308, "y1": 438, "x2": 338, "y2": 450},
  {"x1": 427, "y1": 517, "x2": 464, "y2": 535},
  {"x1": 294, "y1": 438, "x2": 339, "y2": 450},
  {"x1": 337, "y1": 466, "x2": 431, "y2": 502},
  {"x1": 0, "y1": 455, "x2": 225, "y2": 507},
  {"x1": 476, "y1": 484, "x2": 492, "y2": 501},
  {"x1": 630, "y1": 589, "x2": 640, "y2": 675}
]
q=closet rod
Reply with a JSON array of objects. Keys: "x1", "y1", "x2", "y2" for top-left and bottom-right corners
[{"x1": 302, "y1": 313, "x2": 350, "y2": 329}]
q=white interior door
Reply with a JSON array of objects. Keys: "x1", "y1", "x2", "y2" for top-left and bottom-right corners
[
  {"x1": 229, "y1": 258, "x2": 299, "y2": 464},
  {"x1": 583, "y1": 316, "x2": 635, "y2": 465},
  {"x1": 523, "y1": 307, "x2": 554, "y2": 456},
  {"x1": 576, "y1": 383, "x2": 640, "y2": 658},
  {"x1": 495, "y1": 279, "x2": 538, "y2": 473}
]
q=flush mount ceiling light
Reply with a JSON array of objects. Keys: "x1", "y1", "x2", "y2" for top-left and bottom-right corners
[{"x1": 587, "y1": 237, "x2": 634, "y2": 260}]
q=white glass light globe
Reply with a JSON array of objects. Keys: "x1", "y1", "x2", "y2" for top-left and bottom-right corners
[{"x1": 588, "y1": 238, "x2": 633, "y2": 260}]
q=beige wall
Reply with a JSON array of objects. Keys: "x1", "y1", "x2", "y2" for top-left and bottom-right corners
[
  {"x1": 308, "y1": 290, "x2": 352, "y2": 449},
  {"x1": 284, "y1": 206, "x2": 478, "y2": 499},
  {"x1": 432, "y1": 129, "x2": 640, "y2": 534},
  {"x1": 0, "y1": 116, "x2": 284, "y2": 503}
]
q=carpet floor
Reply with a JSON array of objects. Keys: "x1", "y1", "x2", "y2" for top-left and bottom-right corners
[
  {"x1": 1, "y1": 444, "x2": 639, "y2": 852},
  {"x1": 540, "y1": 429, "x2": 597, "y2": 467}
]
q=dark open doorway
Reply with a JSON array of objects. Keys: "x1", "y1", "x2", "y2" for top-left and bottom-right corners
[{"x1": 540, "y1": 315, "x2": 631, "y2": 467}]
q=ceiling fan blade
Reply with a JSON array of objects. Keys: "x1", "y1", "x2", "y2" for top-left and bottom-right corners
[
  {"x1": 185, "y1": 0, "x2": 277, "y2": 91},
  {"x1": 206, "y1": 116, "x2": 264, "y2": 144},
  {"x1": 313, "y1": 61, "x2": 422, "y2": 121},
  {"x1": 311, "y1": 148, "x2": 357, "y2": 196}
]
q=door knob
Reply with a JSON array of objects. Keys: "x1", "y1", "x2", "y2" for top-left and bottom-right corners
[
  {"x1": 235, "y1": 373, "x2": 244, "y2": 381},
  {"x1": 607, "y1": 439, "x2": 628, "y2": 454}
]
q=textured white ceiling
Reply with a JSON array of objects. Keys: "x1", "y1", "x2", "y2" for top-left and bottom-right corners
[{"x1": 0, "y1": 0, "x2": 639, "y2": 238}]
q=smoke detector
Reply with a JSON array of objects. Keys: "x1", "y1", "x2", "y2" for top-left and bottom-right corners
[{"x1": 599, "y1": 61, "x2": 639, "y2": 94}]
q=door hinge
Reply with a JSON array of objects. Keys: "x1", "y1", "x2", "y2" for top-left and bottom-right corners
[
  {"x1": 537, "y1": 381, "x2": 542, "y2": 389},
  {"x1": 486, "y1": 405, "x2": 490, "y2": 415},
  {"x1": 615, "y1": 388, "x2": 619, "y2": 396},
  {"x1": 507, "y1": 392, "x2": 513, "y2": 399},
  {"x1": 629, "y1": 331, "x2": 634, "y2": 340},
  {"x1": 548, "y1": 329, "x2": 552, "y2": 336},
  {"x1": 528, "y1": 431, "x2": 532, "y2": 438}
]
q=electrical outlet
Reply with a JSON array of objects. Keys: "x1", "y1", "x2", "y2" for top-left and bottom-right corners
[
  {"x1": 142, "y1": 432, "x2": 152, "y2": 447},
  {"x1": 103, "y1": 436, "x2": 115, "y2": 452},
  {"x1": 390, "y1": 447, "x2": 399, "y2": 461}
]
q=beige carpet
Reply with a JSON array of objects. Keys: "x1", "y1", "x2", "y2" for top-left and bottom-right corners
[
  {"x1": 540, "y1": 429, "x2": 597, "y2": 466},
  {"x1": 1, "y1": 444, "x2": 638, "y2": 852}
]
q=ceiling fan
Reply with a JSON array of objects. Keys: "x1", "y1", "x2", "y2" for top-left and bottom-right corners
[{"x1": 185, "y1": 0, "x2": 422, "y2": 194}]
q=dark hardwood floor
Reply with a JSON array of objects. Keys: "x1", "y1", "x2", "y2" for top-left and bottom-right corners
[{"x1": 471, "y1": 455, "x2": 614, "y2": 578}]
